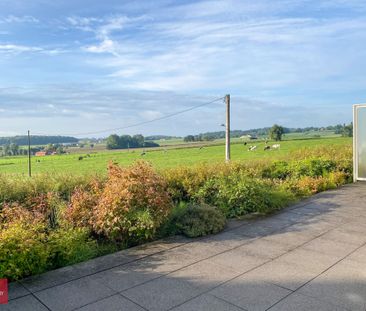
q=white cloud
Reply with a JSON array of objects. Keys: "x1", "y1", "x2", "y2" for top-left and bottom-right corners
[
  {"x1": 0, "y1": 44, "x2": 43, "y2": 53},
  {"x1": 139, "y1": 110, "x2": 164, "y2": 120},
  {"x1": 0, "y1": 15, "x2": 39, "y2": 24}
]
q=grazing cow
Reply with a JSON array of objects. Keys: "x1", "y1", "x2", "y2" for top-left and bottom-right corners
[
  {"x1": 264, "y1": 145, "x2": 271, "y2": 151},
  {"x1": 243, "y1": 142, "x2": 247, "y2": 146},
  {"x1": 248, "y1": 145, "x2": 257, "y2": 151},
  {"x1": 272, "y1": 144, "x2": 281, "y2": 149},
  {"x1": 140, "y1": 152, "x2": 146, "y2": 156}
]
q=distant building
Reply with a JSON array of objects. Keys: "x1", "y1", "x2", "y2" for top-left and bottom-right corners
[
  {"x1": 240, "y1": 134, "x2": 258, "y2": 140},
  {"x1": 35, "y1": 151, "x2": 48, "y2": 157},
  {"x1": 35, "y1": 151, "x2": 56, "y2": 157}
]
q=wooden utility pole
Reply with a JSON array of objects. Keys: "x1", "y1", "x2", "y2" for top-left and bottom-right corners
[
  {"x1": 28, "y1": 130, "x2": 31, "y2": 177},
  {"x1": 225, "y1": 94, "x2": 231, "y2": 162}
]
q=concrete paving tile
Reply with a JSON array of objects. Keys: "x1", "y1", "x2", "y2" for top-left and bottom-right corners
[
  {"x1": 289, "y1": 219, "x2": 336, "y2": 236},
  {"x1": 262, "y1": 229, "x2": 315, "y2": 249},
  {"x1": 267, "y1": 293, "x2": 348, "y2": 311},
  {"x1": 71, "y1": 251, "x2": 132, "y2": 274},
  {"x1": 224, "y1": 219, "x2": 249, "y2": 231},
  {"x1": 233, "y1": 223, "x2": 278, "y2": 238},
  {"x1": 339, "y1": 222, "x2": 366, "y2": 235},
  {"x1": 208, "y1": 248, "x2": 269, "y2": 274},
  {"x1": 203, "y1": 230, "x2": 253, "y2": 250},
  {"x1": 122, "y1": 240, "x2": 179, "y2": 259},
  {"x1": 210, "y1": 274, "x2": 291, "y2": 311},
  {"x1": 301, "y1": 236, "x2": 357, "y2": 258},
  {"x1": 123, "y1": 276, "x2": 203, "y2": 311},
  {"x1": 169, "y1": 260, "x2": 240, "y2": 290},
  {"x1": 254, "y1": 215, "x2": 296, "y2": 229},
  {"x1": 77, "y1": 294, "x2": 144, "y2": 311},
  {"x1": 346, "y1": 245, "x2": 366, "y2": 264},
  {"x1": 1, "y1": 295, "x2": 48, "y2": 311},
  {"x1": 22, "y1": 252, "x2": 131, "y2": 293},
  {"x1": 21, "y1": 265, "x2": 85, "y2": 293},
  {"x1": 320, "y1": 228, "x2": 366, "y2": 246},
  {"x1": 8, "y1": 282, "x2": 30, "y2": 300},
  {"x1": 245, "y1": 259, "x2": 318, "y2": 291},
  {"x1": 298, "y1": 259, "x2": 366, "y2": 311},
  {"x1": 234, "y1": 238, "x2": 291, "y2": 259},
  {"x1": 90, "y1": 263, "x2": 163, "y2": 292},
  {"x1": 171, "y1": 294, "x2": 244, "y2": 311},
  {"x1": 289, "y1": 204, "x2": 330, "y2": 216},
  {"x1": 35, "y1": 276, "x2": 115, "y2": 311},
  {"x1": 271, "y1": 211, "x2": 312, "y2": 224},
  {"x1": 124, "y1": 246, "x2": 201, "y2": 275},
  {"x1": 278, "y1": 248, "x2": 339, "y2": 273}
]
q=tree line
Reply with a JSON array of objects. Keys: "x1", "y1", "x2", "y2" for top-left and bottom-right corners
[
  {"x1": 183, "y1": 123, "x2": 353, "y2": 142},
  {"x1": 0, "y1": 135, "x2": 78, "y2": 146},
  {"x1": 106, "y1": 134, "x2": 159, "y2": 150}
]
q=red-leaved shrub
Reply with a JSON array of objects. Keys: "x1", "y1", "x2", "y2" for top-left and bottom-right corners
[{"x1": 67, "y1": 161, "x2": 173, "y2": 242}]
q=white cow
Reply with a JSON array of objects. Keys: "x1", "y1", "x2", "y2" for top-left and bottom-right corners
[
  {"x1": 272, "y1": 144, "x2": 281, "y2": 149},
  {"x1": 248, "y1": 145, "x2": 257, "y2": 151}
]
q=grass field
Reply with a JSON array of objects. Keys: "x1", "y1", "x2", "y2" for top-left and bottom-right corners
[{"x1": 0, "y1": 137, "x2": 352, "y2": 175}]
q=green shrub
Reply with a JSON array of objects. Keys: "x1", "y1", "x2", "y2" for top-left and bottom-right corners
[
  {"x1": 0, "y1": 205, "x2": 49, "y2": 281},
  {"x1": 0, "y1": 223, "x2": 49, "y2": 281},
  {"x1": 196, "y1": 174, "x2": 295, "y2": 217},
  {"x1": 262, "y1": 161, "x2": 292, "y2": 179},
  {"x1": 48, "y1": 227, "x2": 97, "y2": 269},
  {"x1": 170, "y1": 203, "x2": 226, "y2": 238}
]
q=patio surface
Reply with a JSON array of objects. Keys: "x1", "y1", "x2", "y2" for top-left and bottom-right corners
[{"x1": 5, "y1": 183, "x2": 366, "y2": 311}]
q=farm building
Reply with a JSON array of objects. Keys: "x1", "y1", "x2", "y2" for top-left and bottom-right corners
[{"x1": 35, "y1": 151, "x2": 51, "y2": 157}]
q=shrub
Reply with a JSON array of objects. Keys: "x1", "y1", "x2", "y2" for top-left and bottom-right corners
[
  {"x1": 0, "y1": 205, "x2": 49, "y2": 281},
  {"x1": 160, "y1": 203, "x2": 226, "y2": 238},
  {"x1": 65, "y1": 181, "x2": 102, "y2": 229},
  {"x1": 48, "y1": 227, "x2": 97, "y2": 269},
  {"x1": 196, "y1": 174, "x2": 295, "y2": 217},
  {"x1": 93, "y1": 161, "x2": 173, "y2": 243}
]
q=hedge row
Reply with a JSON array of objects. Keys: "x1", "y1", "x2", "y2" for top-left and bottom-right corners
[{"x1": 0, "y1": 146, "x2": 353, "y2": 280}]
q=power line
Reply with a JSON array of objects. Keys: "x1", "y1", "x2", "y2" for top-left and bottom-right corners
[{"x1": 33, "y1": 96, "x2": 225, "y2": 137}]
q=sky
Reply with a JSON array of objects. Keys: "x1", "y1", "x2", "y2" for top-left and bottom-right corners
[{"x1": 0, "y1": 0, "x2": 365, "y2": 137}]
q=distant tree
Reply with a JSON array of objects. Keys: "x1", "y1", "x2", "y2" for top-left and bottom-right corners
[
  {"x1": 106, "y1": 134, "x2": 121, "y2": 149},
  {"x1": 133, "y1": 134, "x2": 144, "y2": 147},
  {"x1": 184, "y1": 135, "x2": 195, "y2": 142},
  {"x1": 106, "y1": 134, "x2": 154, "y2": 150},
  {"x1": 4, "y1": 144, "x2": 10, "y2": 156},
  {"x1": 9, "y1": 143, "x2": 19, "y2": 155},
  {"x1": 56, "y1": 146, "x2": 64, "y2": 155},
  {"x1": 269, "y1": 124, "x2": 284, "y2": 141},
  {"x1": 120, "y1": 135, "x2": 132, "y2": 148},
  {"x1": 342, "y1": 123, "x2": 353, "y2": 137}
]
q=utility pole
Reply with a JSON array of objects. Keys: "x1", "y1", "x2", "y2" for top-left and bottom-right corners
[
  {"x1": 28, "y1": 130, "x2": 31, "y2": 177},
  {"x1": 225, "y1": 94, "x2": 231, "y2": 162}
]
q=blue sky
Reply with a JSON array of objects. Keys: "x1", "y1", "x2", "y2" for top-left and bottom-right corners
[{"x1": 0, "y1": 0, "x2": 365, "y2": 137}]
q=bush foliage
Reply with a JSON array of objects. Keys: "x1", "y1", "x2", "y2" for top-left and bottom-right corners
[
  {"x1": 174, "y1": 204, "x2": 226, "y2": 238},
  {"x1": 0, "y1": 145, "x2": 353, "y2": 280}
]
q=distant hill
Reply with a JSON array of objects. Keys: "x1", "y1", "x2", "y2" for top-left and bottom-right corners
[{"x1": 0, "y1": 135, "x2": 79, "y2": 146}]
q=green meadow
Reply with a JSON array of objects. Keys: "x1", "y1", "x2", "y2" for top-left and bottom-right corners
[{"x1": 0, "y1": 137, "x2": 352, "y2": 175}]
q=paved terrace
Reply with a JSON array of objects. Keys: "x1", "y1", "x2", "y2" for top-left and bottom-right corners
[{"x1": 5, "y1": 183, "x2": 366, "y2": 311}]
